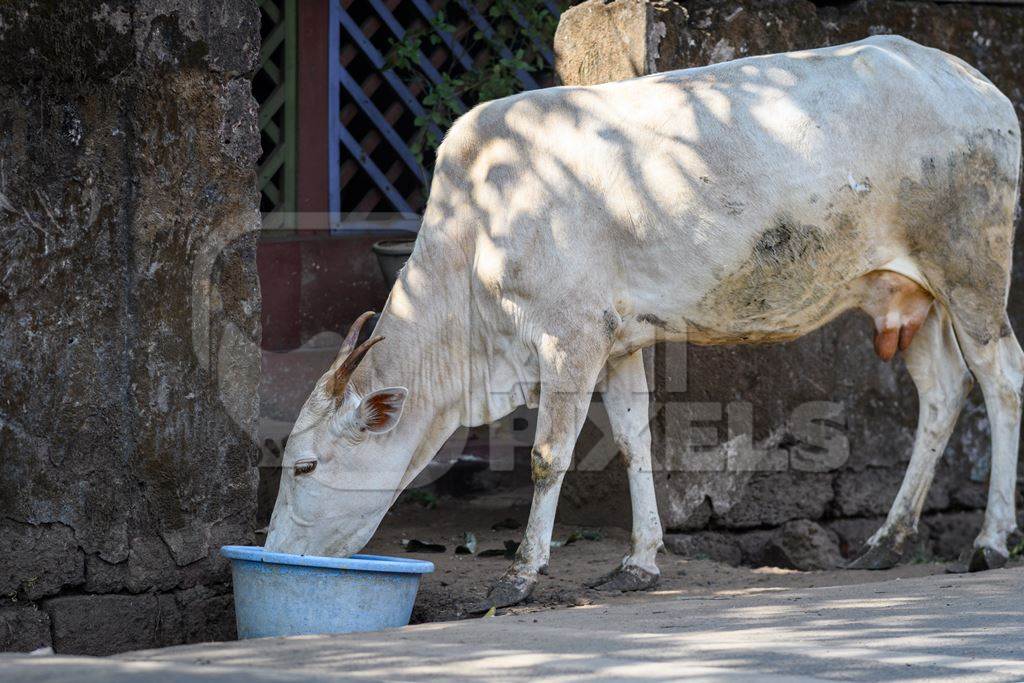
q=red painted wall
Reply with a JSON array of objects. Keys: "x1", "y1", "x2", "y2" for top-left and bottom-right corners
[
  {"x1": 260, "y1": 0, "x2": 400, "y2": 352},
  {"x1": 296, "y1": 0, "x2": 329, "y2": 217}
]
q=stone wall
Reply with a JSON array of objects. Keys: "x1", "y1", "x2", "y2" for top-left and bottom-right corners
[
  {"x1": 0, "y1": 1, "x2": 261, "y2": 654},
  {"x1": 554, "y1": 0, "x2": 1024, "y2": 566}
]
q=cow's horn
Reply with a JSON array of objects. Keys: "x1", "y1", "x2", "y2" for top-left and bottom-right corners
[
  {"x1": 328, "y1": 335, "x2": 385, "y2": 399},
  {"x1": 340, "y1": 310, "x2": 375, "y2": 357}
]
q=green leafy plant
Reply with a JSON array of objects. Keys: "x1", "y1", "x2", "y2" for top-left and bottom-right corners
[
  {"x1": 908, "y1": 547, "x2": 934, "y2": 565},
  {"x1": 385, "y1": 1, "x2": 562, "y2": 171},
  {"x1": 400, "y1": 489, "x2": 439, "y2": 509}
]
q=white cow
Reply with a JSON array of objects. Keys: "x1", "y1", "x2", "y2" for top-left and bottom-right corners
[{"x1": 267, "y1": 35, "x2": 1023, "y2": 608}]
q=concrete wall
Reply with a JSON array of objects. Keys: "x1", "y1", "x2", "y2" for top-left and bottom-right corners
[
  {"x1": 554, "y1": 0, "x2": 1024, "y2": 564},
  {"x1": 0, "y1": 1, "x2": 262, "y2": 654}
]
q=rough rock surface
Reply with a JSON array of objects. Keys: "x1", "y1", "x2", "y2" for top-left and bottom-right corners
[
  {"x1": 762, "y1": 520, "x2": 843, "y2": 571},
  {"x1": 555, "y1": 0, "x2": 1024, "y2": 557},
  {"x1": 0, "y1": 606, "x2": 51, "y2": 653},
  {"x1": 553, "y1": 0, "x2": 689, "y2": 85},
  {"x1": 663, "y1": 531, "x2": 743, "y2": 566},
  {"x1": 0, "y1": 0, "x2": 260, "y2": 655}
]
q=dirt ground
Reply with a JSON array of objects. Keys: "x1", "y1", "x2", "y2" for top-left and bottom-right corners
[{"x1": 360, "y1": 492, "x2": 1020, "y2": 624}]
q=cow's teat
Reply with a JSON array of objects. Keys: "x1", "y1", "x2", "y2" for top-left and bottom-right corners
[{"x1": 858, "y1": 271, "x2": 934, "y2": 361}]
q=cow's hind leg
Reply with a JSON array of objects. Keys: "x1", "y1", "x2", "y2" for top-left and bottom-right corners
[
  {"x1": 587, "y1": 350, "x2": 662, "y2": 592},
  {"x1": 901, "y1": 129, "x2": 1022, "y2": 571},
  {"x1": 948, "y1": 312, "x2": 1024, "y2": 572},
  {"x1": 849, "y1": 306, "x2": 972, "y2": 569},
  {"x1": 468, "y1": 329, "x2": 608, "y2": 612}
]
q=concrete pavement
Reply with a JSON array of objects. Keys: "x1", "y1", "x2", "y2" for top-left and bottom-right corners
[{"x1": 3, "y1": 568, "x2": 1023, "y2": 682}]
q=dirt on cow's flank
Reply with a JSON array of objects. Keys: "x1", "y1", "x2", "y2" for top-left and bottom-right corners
[{"x1": 360, "y1": 494, "x2": 1018, "y2": 624}]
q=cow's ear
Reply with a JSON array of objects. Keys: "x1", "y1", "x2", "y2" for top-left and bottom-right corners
[{"x1": 357, "y1": 387, "x2": 408, "y2": 434}]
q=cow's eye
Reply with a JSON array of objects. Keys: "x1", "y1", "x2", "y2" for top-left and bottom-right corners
[{"x1": 293, "y1": 459, "x2": 317, "y2": 476}]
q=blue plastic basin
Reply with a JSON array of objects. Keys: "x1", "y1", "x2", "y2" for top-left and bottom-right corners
[{"x1": 221, "y1": 545, "x2": 434, "y2": 638}]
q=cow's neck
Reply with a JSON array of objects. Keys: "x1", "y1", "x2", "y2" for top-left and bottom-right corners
[
  {"x1": 347, "y1": 245, "x2": 477, "y2": 492},
  {"x1": 349, "y1": 230, "x2": 536, "y2": 492}
]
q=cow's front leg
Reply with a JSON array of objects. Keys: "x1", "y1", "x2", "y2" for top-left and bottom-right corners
[
  {"x1": 588, "y1": 350, "x2": 661, "y2": 592},
  {"x1": 470, "y1": 336, "x2": 605, "y2": 612}
]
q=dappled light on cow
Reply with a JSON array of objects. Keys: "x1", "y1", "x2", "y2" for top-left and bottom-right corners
[{"x1": 267, "y1": 36, "x2": 1024, "y2": 612}]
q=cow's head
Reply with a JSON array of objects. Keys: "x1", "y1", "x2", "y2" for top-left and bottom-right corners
[{"x1": 264, "y1": 312, "x2": 409, "y2": 557}]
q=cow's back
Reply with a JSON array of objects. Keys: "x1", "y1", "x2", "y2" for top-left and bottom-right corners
[{"x1": 421, "y1": 35, "x2": 1019, "y2": 348}]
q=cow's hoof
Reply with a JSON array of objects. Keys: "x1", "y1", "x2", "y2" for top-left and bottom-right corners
[
  {"x1": 587, "y1": 565, "x2": 659, "y2": 592},
  {"x1": 846, "y1": 541, "x2": 902, "y2": 570},
  {"x1": 946, "y1": 546, "x2": 1008, "y2": 574},
  {"x1": 466, "y1": 572, "x2": 536, "y2": 613}
]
